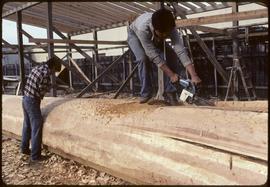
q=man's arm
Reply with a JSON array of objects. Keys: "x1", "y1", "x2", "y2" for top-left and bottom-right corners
[
  {"x1": 38, "y1": 73, "x2": 51, "y2": 97},
  {"x1": 170, "y1": 28, "x2": 201, "y2": 84}
]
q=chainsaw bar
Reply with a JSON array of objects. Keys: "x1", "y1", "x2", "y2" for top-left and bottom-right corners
[{"x1": 192, "y1": 96, "x2": 215, "y2": 106}]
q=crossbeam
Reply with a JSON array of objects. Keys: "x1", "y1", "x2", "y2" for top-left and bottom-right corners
[
  {"x1": 29, "y1": 38, "x2": 127, "y2": 45},
  {"x1": 175, "y1": 9, "x2": 268, "y2": 27},
  {"x1": 184, "y1": 25, "x2": 228, "y2": 35}
]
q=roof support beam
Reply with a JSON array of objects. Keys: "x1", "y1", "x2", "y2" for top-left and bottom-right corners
[
  {"x1": 29, "y1": 38, "x2": 127, "y2": 45},
  {"x1": 69, "y1": 22, "x2": 127, "y2": 36},
  {"x1": 2, "y1": 2, "x2": 41, "y2": 18},
  {"x1": 175, "y1": 9, "x2": 268, "y2": 27},
  {"x1": 184, "y1": 25, "x2": 228, "y2": 35}
]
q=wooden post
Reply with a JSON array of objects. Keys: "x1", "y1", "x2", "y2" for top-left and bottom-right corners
[
  {"x1": 67, "y1": 34, "x2": 73, "y2": 89},
  {"x1": 126, "y1": 21, "x2": 134, "y2": 94},
  {"x1": 47, "y1": 2, "x2": 56, "y2": 97},
  {"x1": 155, "y1": 2, "x2": 165, "y2": 100},
  {"x1": 93, "y1": 30, "x2": 99, "y2": 91},
  {"x1": 113, "y1": 63, "x2": 139, "y2": 99},
  {"x1": 212, "y1": 38, "x2": 218, "y2": 97},
  {"x1": 232, "y1": 3, "x2": 239, "y2": 101},
  {"x1": 16, "y1": 11, "x2": 25, "y2": 95}
]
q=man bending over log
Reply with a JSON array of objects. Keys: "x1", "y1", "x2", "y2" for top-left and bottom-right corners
[{"x1": 127, "y1": 8, "x2": 201, "y2": 105}]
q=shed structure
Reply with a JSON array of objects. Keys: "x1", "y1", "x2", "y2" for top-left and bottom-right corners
[{"x1": 2, "y1": 1, "x2": 268, "y2": 99}]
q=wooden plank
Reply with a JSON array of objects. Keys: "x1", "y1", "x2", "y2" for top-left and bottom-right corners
[
  {"x1": 29, "y1": 38, "x2": 127, "y2": 45},
  {"x1": 70, "y1": 22, "x2": 127, "y2": 36},
  {"x1": 2, "y1": 2, "x2": 41, "y2": 18},
  {"x1": 184, "y1": 25, "x2": 228, "y2": 35},
  {"x1": 175, "y1": 9, "x2": 268, "y2": 27}
]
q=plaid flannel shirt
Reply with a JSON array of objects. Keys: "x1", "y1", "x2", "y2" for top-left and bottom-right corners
[{"x1": 24, "y1": 63, "x2": 51, "y2": 99}]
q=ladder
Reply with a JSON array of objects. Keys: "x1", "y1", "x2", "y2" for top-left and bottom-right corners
[{"x1": 225, "y1": 58, "x2": 256, "y2": 101}]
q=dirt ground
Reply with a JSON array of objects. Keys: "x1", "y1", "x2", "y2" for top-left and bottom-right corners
[{"x1": 1, "y1": 134, "x2": 131, "y2": 185}]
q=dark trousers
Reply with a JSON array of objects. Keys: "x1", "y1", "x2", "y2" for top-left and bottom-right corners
[{"x1": 21, "y1": 95, "x2": 43, "y2": 160}]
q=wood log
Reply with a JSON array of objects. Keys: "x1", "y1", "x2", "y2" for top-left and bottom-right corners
[{"x1": 2, "y1": 95, "x2": 267, "y2": 185}]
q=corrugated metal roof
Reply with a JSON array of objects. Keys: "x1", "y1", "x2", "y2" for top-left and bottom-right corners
[{"x1": 2, "y1": 2, "x2": 260, "y2": 36}]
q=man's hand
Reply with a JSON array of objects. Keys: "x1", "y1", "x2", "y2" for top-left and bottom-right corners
[
  {"x1": 170, "y1": 73, "x2": 179, "y2": 83},
  {"x1": 191, "y1": 74, "x2": 202, "y2": 85},
  {"x1": 160, "y1": 64, "x2": 179, "y2": 83}
]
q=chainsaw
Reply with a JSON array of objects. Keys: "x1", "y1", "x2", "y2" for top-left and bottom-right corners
[{"x1": 173, "y1": 79, "x2": 215, "y2": 106}]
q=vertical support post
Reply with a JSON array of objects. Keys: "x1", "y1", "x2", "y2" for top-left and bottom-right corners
[
  {"x1": 232, "y1": 2, "x2": 239, "y2": 101},
  {"x1": 212, "y1": 38, "x2": 218, "y2": 97},
  {"x1": 47, "y1": 1, "x2": 56, "y2": 97},
  {"x1": 155, "y1": 1, "x2": 165, "y2": 100},
  {"x1": 16, "y1": 11, "x2": 25, "y2": 95},
  {"x1": 122, "y1": 47, "x2": 126, "y2": 82},
  {"x1": 125, "y1": 21, "x2": 134, "y2": 94},
  {"x1": 67, "y1": 34, "x2": 73, "y2": 89},
  {"x1": 128, "y1": 51, "x2": 134, "y2": 94},
  {"x1": 93, "y1": 30, "x2": 99, "y2": 91}
]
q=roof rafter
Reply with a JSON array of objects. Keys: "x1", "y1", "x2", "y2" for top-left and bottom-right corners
[{"x1": 2, "y1": 2, "x2": 41, "y2": 18}]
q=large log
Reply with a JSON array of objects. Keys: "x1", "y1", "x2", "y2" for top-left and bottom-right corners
[{"x1": 2, "y1": 95, "x2": 267, "y2": 185}]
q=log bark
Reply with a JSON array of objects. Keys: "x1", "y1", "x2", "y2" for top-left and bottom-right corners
[{"x1": 2, "y1": 95, "x2": 267, "y2": 185}]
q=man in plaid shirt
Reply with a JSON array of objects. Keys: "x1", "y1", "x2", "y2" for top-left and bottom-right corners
[{"x1": 21, "y1": 56, "x2": 62, "y2": 163}]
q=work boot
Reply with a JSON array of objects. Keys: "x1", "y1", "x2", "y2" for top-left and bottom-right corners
[
  {"x1": 164, "y1": 92, "x2": 179, "y2": 106},
  {"x1": 21, "y1": 149, "x2": 31, "y2": 155},
  {"x1": 139, "y1": 95, "x2": 152, "y2": 104},
  {"x1": 29, "y1": 155, "x2": 49, "y2": 165}
]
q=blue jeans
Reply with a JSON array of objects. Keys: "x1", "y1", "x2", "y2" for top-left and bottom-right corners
[
  {"x1": 127, "y1": 29, "x2": 182, "y2": 97},
  {"x1": 21, "y1": 96, "x2": 43, "y2": 160}
]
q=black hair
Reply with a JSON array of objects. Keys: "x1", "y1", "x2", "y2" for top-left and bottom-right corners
[
  {"x1": 152, "y1": 8, "x2": 176, "y2": 33},
  {"x1": 47, "y1": 55, "x2": 62, "y2": 72}
]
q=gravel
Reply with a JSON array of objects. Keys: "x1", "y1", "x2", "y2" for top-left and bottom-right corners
[{"x1": 2, "y1": 134, "x2": 131, "y2": 185}]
